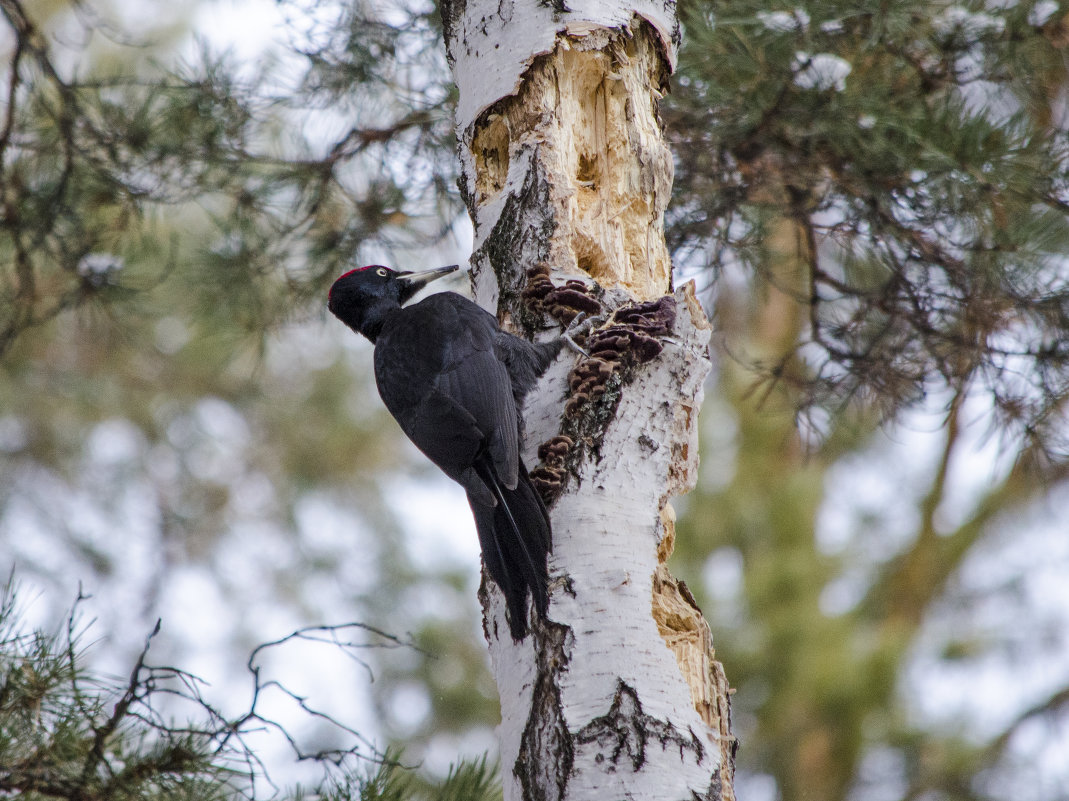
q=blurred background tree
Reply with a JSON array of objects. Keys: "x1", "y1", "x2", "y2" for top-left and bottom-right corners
[
  {"x1": 2, "y1": 0, "x2": 1068, "y2": 799},
  {"x1": 666, "y1": 2, "x2": 1069, "y2": 799},
  {"x1": 0, "y1": 0, "x2": 489, "y2": 775}
]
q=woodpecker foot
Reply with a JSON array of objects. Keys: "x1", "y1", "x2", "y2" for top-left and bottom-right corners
[
  {"x1": 561, "y1": 312, "x2": 608, "y2": 358},
  {"x1": 564, "y1": 311, "x2": 606, "y2": 339},
  {"x1": 562, "y1": 333, "x2": 590, "y2": 358}
]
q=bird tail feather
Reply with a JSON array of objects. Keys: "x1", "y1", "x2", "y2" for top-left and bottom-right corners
[{"x1": 469, "y1": 459, "x2": 551, "y2": 640}]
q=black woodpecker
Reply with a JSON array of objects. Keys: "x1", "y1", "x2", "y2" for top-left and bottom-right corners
[{"x1": 328, "y1": 264, "x2": 563, "y2": 640}]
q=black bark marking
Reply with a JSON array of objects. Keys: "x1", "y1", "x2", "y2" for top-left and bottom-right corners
[
  {"x1": 537, "y1": 0, "x2": 571, "y2": 16},
  {"x1": 691, "y1": 771, "x2": 723, "y2": 801},
  {"x1": 438, "y1": 0, "x2": 465, "y2": 66},
  {"x1": 575, "y1": 679, "x2": 705, "y2": 773},
  {"x1": 516, "y1": 620, "x2": 574, "y2": 801}
]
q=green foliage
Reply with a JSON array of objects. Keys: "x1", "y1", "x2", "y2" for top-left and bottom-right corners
[
  {"x1": 0, "y1": 579, "x2": 503, "y2": 801},
  {"x1": 0, "y1": 0, "x2": 459, "y2": 357},
  {"x1": 1, "y1": 0, "x2": 488, "y2": 768},
  {"x1": 4, "y1": 1, "x2": 1069, "y2": 801},
  {"x1": 667, "y1": 3, "x2": 1069, "y2": 799},
  {"x1": 318, "y1": 755, "x2": 500, "y2": 801},
  {"x1": 668, "y1": 0, "x2": 1069, "y2": 446},
  {"x1": 0, "y1": 583, "x2": 234, "y2": 800}
]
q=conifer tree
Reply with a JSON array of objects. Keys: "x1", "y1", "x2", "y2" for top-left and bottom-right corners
[
  {"x1": 668, "y1": 2, "x2": 1069, "y2": 799},
  {"x1": 3, "y1": 0, "x2": 1069, "y2": 799}
]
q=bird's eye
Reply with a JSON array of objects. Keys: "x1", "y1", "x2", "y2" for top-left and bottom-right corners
[{"x1": 376, "y1": 268, "x2": 389, "y2": 277}]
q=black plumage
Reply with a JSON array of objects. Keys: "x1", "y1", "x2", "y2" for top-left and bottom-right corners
[{"x1": 328, "y1": 264, "x2": 560, "y2": 639}]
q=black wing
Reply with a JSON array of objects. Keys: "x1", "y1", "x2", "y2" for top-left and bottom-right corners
[{"x1": 373, "y1": 292, "x2": 519, "y2": 501}]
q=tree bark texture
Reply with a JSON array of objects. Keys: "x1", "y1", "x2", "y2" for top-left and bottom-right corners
[{"x1": 441, "y1": 2, "x2": 735, "y2": 798}]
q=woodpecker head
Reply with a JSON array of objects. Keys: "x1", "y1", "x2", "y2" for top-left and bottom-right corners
[{"x1": 328, "y1": 264, "x2": 458, "y2": 341}]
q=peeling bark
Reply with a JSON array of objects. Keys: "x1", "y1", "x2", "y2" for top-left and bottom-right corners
[{"x1": 441, "y1": 1, "x2": 734, "y2": 798}]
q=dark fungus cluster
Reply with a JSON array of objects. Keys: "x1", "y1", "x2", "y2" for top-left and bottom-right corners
[
  {"x1": 523, "y1": 268, "x2": 679, "y2": 504},
  {"x1": 522, "y1": 264, "x2": 603, "y2": 322},
  {"x1": 529, "y1": 434, "x2": 575, "y2": 501},
  {"x1": 562, "y1": 295, "x2": 677, "y2": 420},
  {"x1": 586, "y1": 296, "x2": 677, "y2": 365}
]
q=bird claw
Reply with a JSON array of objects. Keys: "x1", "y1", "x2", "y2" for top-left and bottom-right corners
[
  {"x1": 564, "y1": 311, "x2": 606, "y2": 338},
  {"x1": 560, "y1": 311, "x2": 606, "y2": 359},
  {"x1": 562, "y1": 333, "x2": 589, "y2": 358}
]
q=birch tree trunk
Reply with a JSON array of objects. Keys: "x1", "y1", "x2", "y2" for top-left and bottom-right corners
[{"x1": 440, "y1": 2, "x2": 735, "y2": 798}]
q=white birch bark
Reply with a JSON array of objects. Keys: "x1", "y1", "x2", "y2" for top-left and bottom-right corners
[{"x1": 440, "y1": 1, "x2": 735, "y2": 798}]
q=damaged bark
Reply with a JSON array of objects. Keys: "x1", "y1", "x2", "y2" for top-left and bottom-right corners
[{"x1": 441, "y1": 1, "x2": 735, "y2": 798}]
